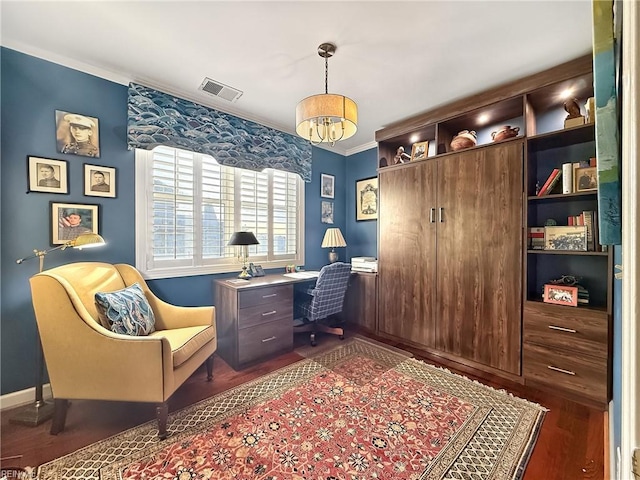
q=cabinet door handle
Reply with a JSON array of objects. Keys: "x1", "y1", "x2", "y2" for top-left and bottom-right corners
[
  {"x1": 261, "y1": 336, "x2": 277, "y2": 343},
  {"x1": 262, "y1": 310, "x2": 277, "y2": 316},
  {"x1": 547, "y1": 365, "x2": 576, "y2": 376},
  {"x1": 429, "y1": 208, "x2": 435, "y2": 223},
  {"x1": 262, "y1": 293, "x2": 277, "y2": 298},
  {"x1": 438, "y1": 207, "x2": 444, "y2": 223},
  {"x1": 548, "y1": 325, "x2": 577, "y2": 333}
]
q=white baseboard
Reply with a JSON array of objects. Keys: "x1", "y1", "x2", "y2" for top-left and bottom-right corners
[{"x1": 0, "y1": 384, "x2": 52, "y2": 411}]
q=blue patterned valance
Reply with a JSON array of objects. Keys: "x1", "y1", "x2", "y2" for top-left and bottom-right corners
[{"x1": 127, "y1": 83, "x2": 312, "y2": 182}]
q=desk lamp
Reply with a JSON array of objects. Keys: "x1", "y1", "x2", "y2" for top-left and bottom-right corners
[
  {"x1": 321, "y1": 227, "x2": 347, "y2": 263},
  {"x1": 228, "y1": 231, "x2": 259, "y2": 278},
  {"x1": 12, "y1": 232, "x2": 106, "y2": 426}
]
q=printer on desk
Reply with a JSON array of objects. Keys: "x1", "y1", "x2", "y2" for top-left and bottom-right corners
[{"x1": 351, "y1": 257, "x2": 378, "y2": 273}]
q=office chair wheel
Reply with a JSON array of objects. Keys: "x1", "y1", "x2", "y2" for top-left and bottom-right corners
[
  {"x1": 311, "y1": 340, "x2": 317, "y2": 347},
  {"x1": 310, "y1": 332, "x2": 317, "y2": 347},
  {"x1": 339, "y1": 335, "x2": 344, "y2": 340}
]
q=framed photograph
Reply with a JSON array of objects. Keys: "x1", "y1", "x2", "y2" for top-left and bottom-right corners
[
  {"x1": 321, "y1": 200, "x2": 334, "y2": 224},
  {"x1": 410, "y1": 141, "x2": 429, "y2": 162},
  {"x1": 27, "y1": 156, "x2": 68, "y2": 194},
  {"x1": 543, "y1": 284, "x2": 579, "y2": 307},
  {"x1": 575, "y1": 166, "x2": 598, "y2": 192},
  {"x1": 55, "y1": 110, "x2": 100, "y2": 158},
  {"x1": 51, "y1": 202, "x2": 99, "y2": 246},
  {"x1": 544, "y1": 225, "x2": 587, "y2": 251},
  {"x1": 321, "y1": 173, "x2": 335, "y2": 199},
  {"x1": 356, "y1": 176, "x2": 378, "y2": 221},
  {"x1": 84, "y1": 164, "x2": 116, "y2": 198}
]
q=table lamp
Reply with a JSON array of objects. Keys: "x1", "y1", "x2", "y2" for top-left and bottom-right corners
[
  {"x1": 12, "y1": 232, "x2": 106, "y2": 426},
  {"x1": 321, "y1": 227, "x2": 347, "y2": 263},
  {"x1": 228, "y1": 231, "x2": 259, "y2": 278}
]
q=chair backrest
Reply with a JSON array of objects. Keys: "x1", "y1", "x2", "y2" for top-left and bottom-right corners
[{"x1": 307, "y1": 262, "x2": 352, "y2": 320}]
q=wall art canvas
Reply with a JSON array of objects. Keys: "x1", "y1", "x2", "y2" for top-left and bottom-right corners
[
  {"x1": 321, "y1": 201, "x2": 334, "y2": 224},
  {"x1": 356, "y1": 177, "x2": 378, "y2": 221},
  {"x1": 51, "y1": 202, "x2": 99, "y2": 245},
  {"x1": 84, "y1": 164, "x2": 116, "y2": 198}
]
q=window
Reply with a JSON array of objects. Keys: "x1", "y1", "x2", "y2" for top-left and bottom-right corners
[{"x1": 135, "y1": 146, "x2": 304, "y2": 279}]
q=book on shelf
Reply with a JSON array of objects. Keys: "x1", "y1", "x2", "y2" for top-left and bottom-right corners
[
  {"x1": 583, "y1": 210, "x2": 595, "y2": 251},
  {"x1": 562, "y1": 163, "x2": 573, "y2": 194},
  {"x1": 527, "y1": 227, "x2": 545, "y2": 249},
  {"x1": 537, "y1": 168, "x2": 561, "y2": 196},
  {"x1": 539, "y1": 169, "x2": 563, "y2": 196}
]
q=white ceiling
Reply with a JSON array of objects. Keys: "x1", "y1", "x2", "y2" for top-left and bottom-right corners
[{"x1": 1, "y1": 1, "x2": 594, "y2": 155}]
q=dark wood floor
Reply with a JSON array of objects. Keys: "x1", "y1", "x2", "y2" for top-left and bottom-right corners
[{"x1": 0, "y1": 330, "x2": 605, "y2": 479}]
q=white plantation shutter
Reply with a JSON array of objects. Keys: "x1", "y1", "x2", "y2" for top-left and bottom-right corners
[{"x1": 136, "y1": 146, "x2": 304, "y2": 279}]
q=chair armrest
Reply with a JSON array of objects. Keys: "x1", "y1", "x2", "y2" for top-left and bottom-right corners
[{"x1": 149, "y1": 299, "x2": 215, "y2": 331}]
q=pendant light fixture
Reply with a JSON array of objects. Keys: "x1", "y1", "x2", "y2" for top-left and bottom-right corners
[{"x1": 295, "y1": 43, "x2": 358, "y2": 146}]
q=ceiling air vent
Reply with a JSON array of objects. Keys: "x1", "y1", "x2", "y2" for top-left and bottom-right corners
[{"x1": 198, "y1": 77, "x2": 243, "y2": 103}]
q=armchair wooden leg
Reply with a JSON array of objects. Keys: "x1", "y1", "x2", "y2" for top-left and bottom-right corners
[
  {"x1": 206, "y1": 354, "x2": 214, "y2": 381},
  {"x1": 156, "y1": 402, "x2": 168, "y2": 440},
  {"x1": 50, "y1": 399, "x2": 69, "y2": 435}
]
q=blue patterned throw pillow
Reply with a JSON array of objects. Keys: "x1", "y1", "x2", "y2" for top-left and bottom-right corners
[{"x1": 95, "y1": 283, "x2": 155, "y2": 336}]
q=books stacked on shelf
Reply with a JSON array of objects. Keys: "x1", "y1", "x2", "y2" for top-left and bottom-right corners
[
  {"x1": 577, "y1": 284, "x2": 590, "y2": 305},
  {"x1": 537, "y1": 168, "x2": 562, "y2": 196},
  {"x1": 351, "y1": 257, "x2": 378, "y2": 273},
  {"x1": 528, "y1": 227, "x2": 545, "y2": 250}
]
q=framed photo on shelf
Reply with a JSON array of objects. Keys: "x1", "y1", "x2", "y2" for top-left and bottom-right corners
[
  {"x1": 84, "y1": 164, "x2": 116, "y2": 198},
  {"x1": 321, "y1": 200, "x2": 334, "y2": 224},
  {"x1": 410, "y1": 141, "x2": 429, "y2": 162},
  {"x1": 55, "y1": 110, "x2": 100, "y2": 158},
  {"x1": 321, "y1": 173, "x2": 335, "y2": 199},
  {"x1": 544, "y1": 225, "x2": 587, "y2": 251},
  {"x1": 355, "y1": 177, "x2": 378, "y2": 221},
  {"x1": 27, "y1": 156, "x2": 68, "y2": 194},
  {"x1": 50, "y1": 201, "x2": 99, "y2": 246},
  {"x1": 543, "y1": 284, "x2": 579, "y2": 307},
  {"x1": 575, "y1": 166, "x2": 598, "y2": 192}
]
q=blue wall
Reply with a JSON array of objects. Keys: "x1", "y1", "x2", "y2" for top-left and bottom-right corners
[
  {"x1": 345, "y1": 148, "x2": 378, "y2": 259},
  {"x1": 0, "y1": 48, "x2": 378, "y2": 394}
]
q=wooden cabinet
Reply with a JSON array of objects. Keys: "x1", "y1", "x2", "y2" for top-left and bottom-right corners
[
  {"x1": 378, "y1": 142, "x2": 523, "y2": 375},
  {"x1": 375, "y1": 55, "x2": 612, "y2": 402},
  {"x1": 214, "y1": 279, "x2": 294, "y2": 370},
  {"x1": 343, "y1": 272, "x2": 378, "y2": 333}
]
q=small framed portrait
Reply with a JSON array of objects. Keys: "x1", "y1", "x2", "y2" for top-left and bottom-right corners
[
  {"x1": 410, "y1": 141, "x2": 429, "y2": 162},
  {"x1": 321, "y1": 173, "x2": 335, "y2": 199},
  {"x1": 84, "y1": 164, "x2": 116, "y2": 198},
  {"x1": 356, "y1": 176, "x2": 378, "y2": 221},
  {"x1": 575, "y1": 166, "x2": 598, "y2": 192},
  {"x1": 51, "y1": 202, "x2": 99, "y2": 246},
  {"x1": 543, "y1": 284, "x2": 579, "y2": 307},
  {"x1": 321, "y1": 200, "x2": 334, "y2": 224},
  {"x1": 55, "y1": 110, "x2": 100, "y2": 158},
  {"x1": 27, "y1": 156, "x2": 68, "y2": 194}
]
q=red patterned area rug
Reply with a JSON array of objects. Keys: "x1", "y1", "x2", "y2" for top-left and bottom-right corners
[{"x1": 37, "y1": 338, "x2": 546, "y2": 480}]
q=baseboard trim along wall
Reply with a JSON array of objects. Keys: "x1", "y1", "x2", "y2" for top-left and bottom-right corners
[{"x1": 0, "y1": 384, "x2": 52, "y2": 411}]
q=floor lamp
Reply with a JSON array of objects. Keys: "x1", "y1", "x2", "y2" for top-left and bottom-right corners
[{"x1": 11, "y1": 232, "x2": 105, "y2": 426}]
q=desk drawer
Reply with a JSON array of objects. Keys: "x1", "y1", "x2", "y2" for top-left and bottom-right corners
[
  {"x1": 238, "y1": 302, "x2": 293, "y2": 329},
  {"x1": 238, "y1": 285, "x2": 292, "y2": 309},
  {"x1": 523, "y1": 303, "x2": 608, "y2": 358},
  {"x1": 238, "y1": 318, "x2": 293, "y2": 365},
  {"x1": 523, "y1": 343, "x2": 607, "y2": 403}
]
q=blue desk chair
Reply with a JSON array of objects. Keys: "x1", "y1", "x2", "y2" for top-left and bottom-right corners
[{"x1": 294, "y1": 262, "x2": 351, "y2": 346}]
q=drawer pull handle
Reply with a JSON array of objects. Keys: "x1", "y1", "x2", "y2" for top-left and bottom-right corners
[
  {"x1": 262, "y1": 310, "x2": 277, "y2": 316},
  {"x1": 262, "y1": 293, "x2": 277, "y2": 298},
  {"x1": 547, "y1": 365, "x2": 576, "y2": 376},
  {"x1": 548, "y1": 325, "x2": 577, "y2": 333},
  {"x1": 261, "y1": 336, "x2": 277, "y2": 343}
]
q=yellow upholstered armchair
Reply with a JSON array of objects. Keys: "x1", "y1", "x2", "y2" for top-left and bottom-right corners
[{"x1": 29, "y1": 262, "x2": 217, "y2": 439}]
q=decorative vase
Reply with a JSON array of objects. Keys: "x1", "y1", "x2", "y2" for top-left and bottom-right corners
[
  {"x1": 450, "y1": 130, "x2": 477, "y2": 151},
  {"x1": 491, "y1": 125, "x2": 520, "y2": 142}
]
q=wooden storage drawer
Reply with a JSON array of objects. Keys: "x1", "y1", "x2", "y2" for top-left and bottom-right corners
[
  {"x1": 238, "y1": 318, "x2": 293, "y2": 365},
  {"x1": 238, "y1": 285, "x2": 292, "y2": 309},
  {"x1": 238, "y1": 302, "x2": 293, "y2": 329},
  {"x1": 523, "y1": 343, "x2": 607, "y2": 403},
  {"x1": 523, "y1": 303, "x2": 608, "y2": 358}
]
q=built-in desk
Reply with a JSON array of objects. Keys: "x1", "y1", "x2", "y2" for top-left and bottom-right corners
[{"x1": 214, "y1": 274, "x2": 317, "y2": 370}]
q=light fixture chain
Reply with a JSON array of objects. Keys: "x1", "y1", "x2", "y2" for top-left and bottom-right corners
[{"x1": 324, "y1": 50, "x2": 329, "y2": 94}]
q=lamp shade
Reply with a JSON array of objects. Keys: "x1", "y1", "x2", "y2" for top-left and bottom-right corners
[
  {"x1": 72, "y1": 232, "x2": 106, "y2": 249},
  {"x1": 228, "y1": 231, "x2": 259, "y2": 246},
  {"x1": 321, "y1": 228, "x2": 347, "y2": 248},
  {"x1": 295, "y1": 94, "x2": 358, "y2": 144}
]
